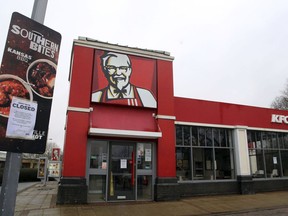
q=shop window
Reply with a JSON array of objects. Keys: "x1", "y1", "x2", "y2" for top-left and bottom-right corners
[
  {"x1": 90, "y1": 141, "x2": 108, "y2": 169},
  {"x1": 193, "y1": 148, "x2": 214, "y2": 180},
  {"x1": 279, "y1": 134, "x2": 288, "y2": 149},
  {"x1": 265, "y1": 150, "x2": 280, "y2": 178},
  {"x1": 183, "y1": 126, "x2": 191, "y2": 146},
  {"x1": 176, "y1": 125, "x2": 183, "y2": 146},
  {"x1": 176, "y1": 147, "x2": 191, "y2": 181},
  {"x1": 137, "y1": 143, "x2": 152, "y2": 170},
  {"x1": 137, "y1": 175, "x2": 152, "y2": 200},
  {"x1": 192, "y1": 127, "x2": 198, "y2": 146},
  {"x1": 199, "y1": 128, "x2": 206, "y2": 146},
  {"x1": 262, "y1": 133, "x2": 271, "y2": 149},
  {"x1": 213, "y1": 128, "x2": 220, "y2": 147},
  {"x1": 206, "y1": 128, "x2": 213, "y2": 147},
  {"x1": 279, "y1": 134, "x2": 285, "y2": 149},
  {"x1": 136, "y1": 142, "x2": 154, "y2": 201},
  {"x1": 248, "y1": 130, "x2": 288, "y2": 179},
  {"x1": 262, "y1": 132, "x2": 278, "y2": 149},
  {"x1": 281, "y1": 151, "x2": 288, "y2": 177},
  {"x1": 215, "y1": 148, "x2": 234, "y2": 179},
  {"x1": 272, "y1": 133, "x2": 278, "y2": 149},
  {"x1": 88, "y1": 175, "x2": 106, "y2": 202},
  {"x1": 176, "y1": 125, "x2": 234, "y2": 181},
  {"x1": 221, "y1": 129, "x2": 230, "y2": 147},
  {"x1": 249, "y1": 149, "x2": 265, "y2": 178},
  {"x1": 285, "y1": 135, "x2": 288, "y2": 149}
]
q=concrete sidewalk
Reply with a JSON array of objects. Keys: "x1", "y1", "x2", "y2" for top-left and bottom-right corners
[{"x1": 14, "y1": 181, "x2": 288, "y2": 216}]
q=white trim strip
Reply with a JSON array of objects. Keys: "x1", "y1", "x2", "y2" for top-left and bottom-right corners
[
  {"x1": 74, "y1": 39, "x2": 174, "y2": 61},
  {"x1": 175, "y1": 121, "x2": 288, "y2": 133},
  {"x1": 246, "y1": 127, "x2": 288, "y2": 133},
  {"x1": 89, "y1": 128, "x2": 162, "y2": 139},
  {"x1": 175, "y1": 121, "x2": 235, "y2": 129},
  {"x1": 156, "y1": 115, "x2": 176, "y2": 120},
  {"x1": 67, "y1": 106, "x2": 92, "y2": 113}
]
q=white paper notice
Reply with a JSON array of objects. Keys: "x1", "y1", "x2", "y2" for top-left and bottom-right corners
[
  {"x1": 6, "y1": 97, "x2": 37, "y2": 140},
  {"x1": 120, "y1": 159, "x2": 127, "y2": 169},
  {"x1": 145, "y1": 149, "x2": 152, "y2": 162}
]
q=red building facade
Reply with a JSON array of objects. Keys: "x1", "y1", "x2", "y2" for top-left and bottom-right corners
[{"x1": 57, "y1": 38, "x2": 288, "y2": 204}]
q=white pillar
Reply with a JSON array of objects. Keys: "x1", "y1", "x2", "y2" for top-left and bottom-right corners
[{"x1": 234, "y1": 126, "x2": 250, "y2": 176}]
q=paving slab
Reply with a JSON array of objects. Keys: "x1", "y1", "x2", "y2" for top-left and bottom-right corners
[{"x1": 13, "y1": 181, "x2": 288, "y2": 216}]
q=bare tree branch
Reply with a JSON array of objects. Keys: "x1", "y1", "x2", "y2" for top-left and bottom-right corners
[{"x1": 271, "y1": 80, "x2": 288, "y2": 110}]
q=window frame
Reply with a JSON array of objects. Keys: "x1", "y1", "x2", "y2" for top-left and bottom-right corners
[
  {"x1": 248, "y1": 130, "x2": 288, "y2": 179},
  {"x1": 176, "y1": 125, "x2": 235, "y2": 181}
]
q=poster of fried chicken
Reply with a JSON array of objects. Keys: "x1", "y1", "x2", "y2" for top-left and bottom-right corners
[{"x1": 0, "y1": 12, "x2": 61, "y2": 153}]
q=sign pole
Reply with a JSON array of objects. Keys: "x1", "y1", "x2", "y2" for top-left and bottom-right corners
[
  {"x1": 31, "y1": 0, "x2": 48, "y2": 23},
  {"x1": 0, "y1": 1, "x2": 48, "y2": 215},
  {"x1": 0, "y1": 153, "x2": 22, "y2": 216}
]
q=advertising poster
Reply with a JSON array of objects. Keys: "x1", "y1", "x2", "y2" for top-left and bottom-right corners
[
  {"x1": 37, "y1": 157, "x2": 47, "y2": 179},
  {"x1": 51, "y1": 147, "x2": 60, "y2": 161},
  {"x1": 48, "y1": 161, "x2": 61, "y2": 178},
  {"x1": 91, "y1": 50, "x2": 157, "y2": 108},
  {"x1": 0, "y1": 12, "x2": 61, "y2": 153}
]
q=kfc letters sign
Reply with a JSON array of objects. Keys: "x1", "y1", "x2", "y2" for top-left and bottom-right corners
[{"x1": 271, "y1": 114, "x2": 288, "y2": 124}]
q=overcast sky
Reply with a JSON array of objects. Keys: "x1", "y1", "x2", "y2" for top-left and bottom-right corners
[{"x1": 1, "y1": 0, "x2": 288, "y2": 148}]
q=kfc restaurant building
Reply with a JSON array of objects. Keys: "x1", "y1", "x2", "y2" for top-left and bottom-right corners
[{"x1": 57, "y1": 37, "x2": 288, "y2": 204}]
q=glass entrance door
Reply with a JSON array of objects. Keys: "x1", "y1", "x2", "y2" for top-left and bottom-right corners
[{"x1": 108, "y1": 142, "x2": 135, "y2": 201}]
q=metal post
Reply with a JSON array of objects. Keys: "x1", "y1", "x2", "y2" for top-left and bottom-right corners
[
  {"x1": 31, "y1": 0, "x2": 48, "y2": 23},
  {"x1": 0, "y1": 152, "x2": 23, "y2": 216},
  {"x1": 0, "y1": 1, "x2": 48, "y2": 215}
]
